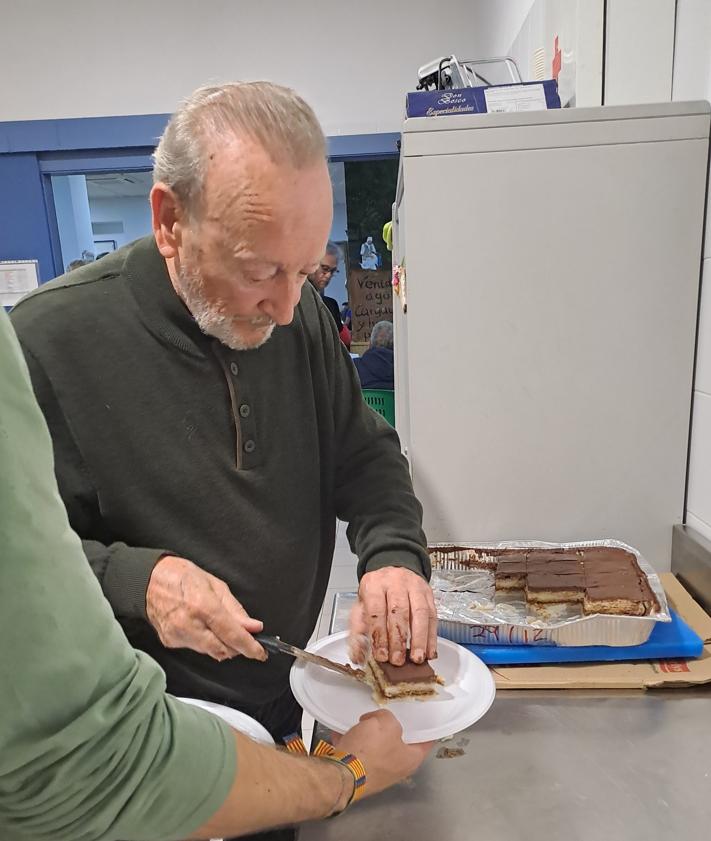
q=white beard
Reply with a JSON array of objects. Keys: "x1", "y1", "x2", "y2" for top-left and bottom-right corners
[{"x1": 175, "y1": 262, "x2": 275, "y2": 351}]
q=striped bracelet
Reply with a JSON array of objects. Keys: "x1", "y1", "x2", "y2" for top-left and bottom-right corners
[{"x1": 283, "y1": 734, "x2": 366, "y2": 814}]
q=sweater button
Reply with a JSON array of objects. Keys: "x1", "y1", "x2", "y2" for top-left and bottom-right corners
[
  {"x1": 239, "y1": 403, "x2": 251, "y2": 418},
  {"x1": 230, "y1": 362, "x2": 239, "y2": 376},
  {"x1": 243, "y1": 439, "x2": 256, "y2": 454}
]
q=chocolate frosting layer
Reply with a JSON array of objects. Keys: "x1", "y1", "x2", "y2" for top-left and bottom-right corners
[
  {"x1": 378, "y1": 657, "x2": 436, "y2": 685},
  {"x1": 585, "y1": 573, "x2": 654, "y2": 601},
  {"x1": 496, "y1": 558, "x2": 527, "y2": 575},
  {"x1": 525, "y1": 560, "x2": 584, "y2": 575},
  {"x1": 526, "y1": 570, "x2": 585, "y2": 590}
]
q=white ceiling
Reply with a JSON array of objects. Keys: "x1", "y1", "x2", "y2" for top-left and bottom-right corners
[{"x1": 86, "y1": 171, "x2": 153, "y2": 199}]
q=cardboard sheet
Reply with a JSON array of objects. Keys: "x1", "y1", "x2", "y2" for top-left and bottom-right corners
[{"x1": 492, "y1": 574, "x2": 711, "y2": 689}]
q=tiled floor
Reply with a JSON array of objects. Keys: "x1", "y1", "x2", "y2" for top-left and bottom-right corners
[{"x1": 302, "y1": 520, "x2": 358, "y2": 747}]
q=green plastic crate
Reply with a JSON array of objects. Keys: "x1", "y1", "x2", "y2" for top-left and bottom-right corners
[{"x1": 362, "y1": 389, "x2": 395, "y2": 426}]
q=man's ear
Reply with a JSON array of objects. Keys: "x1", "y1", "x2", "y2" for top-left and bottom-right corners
[{"x1": 151, "y1": 183, "x2": 186, "y2": 259}]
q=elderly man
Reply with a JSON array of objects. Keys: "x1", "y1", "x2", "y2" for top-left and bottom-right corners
[
  {"x1": 355, "y1": 320, "x2": 395, "y2": 390},
  {"x1": 307, "y1": 241, "x2": 344, "y2": 329},
  {"x1": 11, "y1": 82, "x2": 435, "y2": 757},
  {"x1": 0, "y1": 306, "x2": 431, "y2": 840}
]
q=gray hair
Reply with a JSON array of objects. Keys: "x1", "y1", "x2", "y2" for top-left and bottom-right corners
[
  {"x1": 153, "y1": 81, "x2": 327, "y2": 217},
  {"x1": 325, "y1": 241, "x2": 342, "y2": 261},
  {"x1": 370, "y1": 320, "x2": 394, "y2": 349}
]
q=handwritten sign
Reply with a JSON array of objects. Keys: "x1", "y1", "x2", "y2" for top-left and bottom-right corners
[{"x1": 348, "y1": 268, "x2": 393, "y2": 344}]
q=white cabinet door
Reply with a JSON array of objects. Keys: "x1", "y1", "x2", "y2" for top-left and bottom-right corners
[{"x1": 401, "y1": 112, "x2": 708, "y2": 569}]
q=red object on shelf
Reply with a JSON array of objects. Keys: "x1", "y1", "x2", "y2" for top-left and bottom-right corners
[{"x1": 552, "y1": 35, "x2": 562, "y2": 81}]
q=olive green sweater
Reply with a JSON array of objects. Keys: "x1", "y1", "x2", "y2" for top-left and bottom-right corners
[
  {"x1": 11, "y1": 236, "x2": 429, "y2": 711},
  {"x1": 0, "y1": 308, "x2": 236, "y2": 841}
]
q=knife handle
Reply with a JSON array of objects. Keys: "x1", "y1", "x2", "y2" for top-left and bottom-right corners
[{"x1": 254, "y1": 633, "x2": 282, "y2": 655}]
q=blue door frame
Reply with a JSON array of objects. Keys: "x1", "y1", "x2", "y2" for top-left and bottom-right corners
[{"x1": 0, "y1": 114, "x2": 399, "y2": 283}]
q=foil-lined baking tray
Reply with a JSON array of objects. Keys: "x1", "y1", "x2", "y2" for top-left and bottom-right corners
[{"x1": 430, "y1": 539, "x2": 670, "y2": 647}]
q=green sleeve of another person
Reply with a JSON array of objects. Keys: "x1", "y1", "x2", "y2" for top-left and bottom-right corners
[{"x1": 0, "y1": 309, "x2": 236, "y2": 841}]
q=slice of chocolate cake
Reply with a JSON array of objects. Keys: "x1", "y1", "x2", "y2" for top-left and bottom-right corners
[
  {"x1": 525, "y1": 568, "x2": 586, "y2": 604},
  {"x1": 495, "y1": 557, "x2": 528, "y2": 591},
  {"x1": 583, "y1": 571, "x2": 657, "y2": 616},
  {"x1": 365, "y1": 652, "x2": 443, "y2": 702}
]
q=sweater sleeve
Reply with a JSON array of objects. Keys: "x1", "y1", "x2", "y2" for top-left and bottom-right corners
[
  {"x1": 16, "y1": 342, "x2": 168, "y2": 621},
  {"x1": 323, "y1": 304, "x2": 430, "y2": 581},
  {"x1": 0, "y1": 310, "x2": 236, "y2": 841}
]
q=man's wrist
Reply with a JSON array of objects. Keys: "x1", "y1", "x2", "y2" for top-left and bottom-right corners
[
  {"x1": 361, "y1": 550, "x2": 430, "y2": 582},
  {"x1": 326, "y1": 760, "x2": 357, "y2": 816},
  {"x1": 317, "y1": 748, "x2": 366, "y2": 817}
]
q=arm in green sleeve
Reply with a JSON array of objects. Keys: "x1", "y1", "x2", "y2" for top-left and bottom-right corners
[
  {"x1": 16, "y1": 341, "x2": 169, "y2": 620},
  {"x1": 0, "y1": 311, "x2": 236, "y2": 841},
  {"x1": 323, "y1": 305, "x2": 430, "y2": 582}
]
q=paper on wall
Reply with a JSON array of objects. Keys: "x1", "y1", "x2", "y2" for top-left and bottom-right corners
[{"x1": 0, "y1": 260, "x2": 39, "y2": 307}]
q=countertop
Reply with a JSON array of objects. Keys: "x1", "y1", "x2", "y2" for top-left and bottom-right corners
[{"x1": 300, "y1": 593, "x2": 711, "y2": 841}]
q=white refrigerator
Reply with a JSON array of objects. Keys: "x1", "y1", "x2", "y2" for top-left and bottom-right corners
[{"x1": 392, "y1": 102, "x2": 710, "y2": 570}]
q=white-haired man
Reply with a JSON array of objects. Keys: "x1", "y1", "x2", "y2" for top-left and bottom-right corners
[
  {"x1": 0, "y1": 306, "x2": 431, "y2": 841},
  {"x1": 11, "y1": 81, "x2": 436, "y2": 807}
]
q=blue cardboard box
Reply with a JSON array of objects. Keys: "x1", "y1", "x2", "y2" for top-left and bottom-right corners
[{"x1": 406, "y1": 79, "x2": 561, "y2": 118}]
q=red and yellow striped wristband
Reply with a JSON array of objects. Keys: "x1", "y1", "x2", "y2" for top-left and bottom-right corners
[
  {"x1": 313, "y1": 739, "x2": 367, "y2": 806},
  {"x1": 283, "y1": 734, "x2": 366, "y2": 812}
]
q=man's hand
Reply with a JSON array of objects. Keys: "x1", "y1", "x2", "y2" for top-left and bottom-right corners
[
  {"x1": 334, "y1": 710, "x2": 433, "y2": 797},
  {"x1": 349, "y1": 567, "x2": 437, "y2": 666},
  {"x1": 146, "y1": 555, "x2": 266, "y2": 662}
]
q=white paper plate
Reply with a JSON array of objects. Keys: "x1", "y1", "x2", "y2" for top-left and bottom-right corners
[
  {"x1": 290, "y1": 632, "x2": 495, "y2": 744},
  {"x1": 177, "y1": 697, "x2": 275, "y2": 746}
]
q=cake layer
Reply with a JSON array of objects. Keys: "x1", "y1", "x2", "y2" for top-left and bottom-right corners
[
  {"x1": 365, "y1": 656, "x2": 440, "y2": 702},
  {"x1": 582, "y1": 595, "x2": 651, "y2": 617},
  {"x1": 460, "y1": 544, "x2": 659, "y2": 617},
  {"x1": 585, "y1": 574, "x2": 654, "y2": 603},
  {"x1": 495, "y1": 575, "x2": 526, "y2": 591}
]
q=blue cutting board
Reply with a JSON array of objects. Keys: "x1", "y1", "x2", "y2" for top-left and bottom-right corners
[{"x1": 462, "y1": 609, "x2": 704, "y2": 665}]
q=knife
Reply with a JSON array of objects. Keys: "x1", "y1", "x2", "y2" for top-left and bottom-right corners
[{"x1": 255, "y1": 633, "x2": 367, "y2": 684}]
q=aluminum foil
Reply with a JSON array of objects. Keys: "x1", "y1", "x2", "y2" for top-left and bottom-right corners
[{"x1": 430, "y1": 539, "x2": 670, "y2": 647}]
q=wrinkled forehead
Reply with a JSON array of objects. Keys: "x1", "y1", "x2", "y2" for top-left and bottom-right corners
[
  {"x1": 201, "y1": 141, "x2": 279, "y2": 227},
  {"x1": 197, "y1": 141, "x2": 331, "y2": 258}
]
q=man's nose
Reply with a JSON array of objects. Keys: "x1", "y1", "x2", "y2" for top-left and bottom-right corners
[{"x1": 261, "y1": 275, "x2": 302, "y2": 325}]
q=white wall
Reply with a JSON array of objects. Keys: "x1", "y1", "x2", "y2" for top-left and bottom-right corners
[
  {"x1": 482, "y1": 0, "x2": 536, "y2": 59},
  {"x1": 604, "y1": 0, "x2": 676, "y2": 105},
  {"x1": 672, "y1": 0, "x2": 711, "y2": 543},
  {"x1": 88, "y1": 196, "x2": 153, "y2": 250},
  {"x1": 0, "y1": 0, "x2": 535, "y2": 135},
  {"x1": 509, "y1": 0, "x2": 605, "y2": 107}
]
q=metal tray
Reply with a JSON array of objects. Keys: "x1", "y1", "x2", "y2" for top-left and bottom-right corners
[{"x1": 430, "y1": 539, "x2": 670, "y2": 647}]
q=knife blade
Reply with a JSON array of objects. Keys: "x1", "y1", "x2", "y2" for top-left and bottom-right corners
[{"x1": 255, "y1": 634, "x2": 367, "y2": 683}]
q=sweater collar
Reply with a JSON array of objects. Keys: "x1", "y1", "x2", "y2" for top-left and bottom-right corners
[{"x1": 124, "y1": 236, "x2": 209, "y2": 358}]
